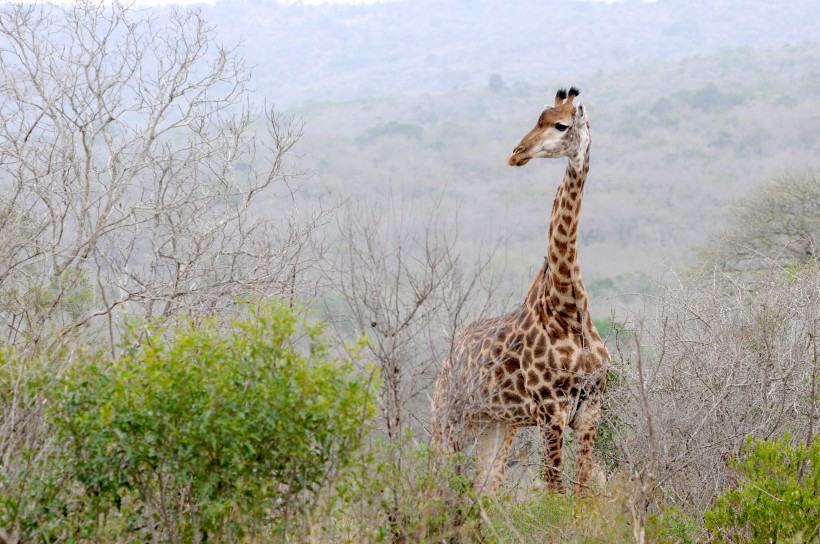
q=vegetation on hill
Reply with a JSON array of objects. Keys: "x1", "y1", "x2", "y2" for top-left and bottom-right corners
[
  {"x1": 198, "y1": 0, "x2": 820, "y2": 106},
  {"x1": 702, "y1": 169, "x2": 820, "y2": 272},
  {"x1": 289, "y1": 43, "x2": 820, "y2": 317}
]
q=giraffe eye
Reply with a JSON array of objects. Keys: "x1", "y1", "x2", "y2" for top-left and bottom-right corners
[{"x1": 554, "y1": 123, "x2": 569, "y2": 132}]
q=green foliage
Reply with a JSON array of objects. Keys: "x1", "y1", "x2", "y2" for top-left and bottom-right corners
[
  {"x1": 318, "y1": 431, "x2": 486, "y2": 543},
  {"x1": 491, "y1": 476, "x2": 703, "y2": 543},
  {"x1": 596, "y1": 366, "x2": 630, "y2": 472},
  {"x1": 592, "y1": 317, "x2": 613, "y2": 339},
  {"x1": 649, "y1": 96, "x2": 681, "y2": 127},
  {"x1": 647, "y1": 81, "x2": 746, "y2": 127},
  {"x1": 593, "y1": 318, "x2": 638, "y2": 473},
  {"x1": 0, "y1": 266, "x2": 96, "y2": 349},
  {"x1": 681, "y1": 83, "x2": 746, "y2": 113},
  {"x1": 13, "y1": 303, "x2": 375, "y2": 542},
  {"x1": 355, "y1": 121, "x2": 424, "y2": 146},
  {"x1": 0, "y1": 345, "x2": 74, "y2": 540},
  {"x1": 301, "y1": 43, "x2": 819, "y2": 322},
  {"x1": 380, "y1": 443, "x2": 481, "y2": 543},
  {"x1": 704, "y1": 433, "x2": 820, "y2": 543},
  {"x1": 490, "y1": 492, "x2": 576, "y2": 542},
  {"x1": 651, "y1": 506, "x2": 702, "y2": 544},
  {"x1": 488, "y1": 73, "x2": 506, "y2": 93},
  {"x1": 702, "y1": 169, "x2": 820, "y2": 271}
]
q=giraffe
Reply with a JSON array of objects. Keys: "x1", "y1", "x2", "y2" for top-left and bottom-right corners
[{"x1": 431, "y1": 87, "x2": 610, "y2": 495}]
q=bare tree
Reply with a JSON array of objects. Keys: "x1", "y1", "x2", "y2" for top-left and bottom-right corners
[
  {"x1": 704, "y1": 169, "x2": 820, "y2": 272},
  {"x1": 606, "y1": 261, "x2": 820, "y2": 518},
  {"x1": 0, "y1": 1, "x2": 315, "y2": 357},
  {"x1": 326, "y1": 193, "x2": 508, "y2": 441},
  {"x1": 319, "y1": 193, "x2": 515, "y2": 540},
  {"x1": 0, "y1": 5, "x2": 323, "y2": 541}
]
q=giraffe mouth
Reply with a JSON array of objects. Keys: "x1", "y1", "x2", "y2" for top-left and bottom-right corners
[{"x1": 508, "y1": 154, "x2": 530, "y2": 166}]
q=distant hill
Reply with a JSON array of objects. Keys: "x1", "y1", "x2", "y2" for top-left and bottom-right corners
[
  {"x1": 279, "y1": 43, "x2": 820, "y2": 317},
  {"x1": 190, "y1": 0, "x2": 820, "y2": 318},
  {"x1": 200, "y1": 0, "x2": 820, "y2": 106}
]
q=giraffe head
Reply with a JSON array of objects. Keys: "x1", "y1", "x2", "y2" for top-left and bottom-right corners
[{"x1": 508, "y1": 87, "x2": 589, "y2": 167}]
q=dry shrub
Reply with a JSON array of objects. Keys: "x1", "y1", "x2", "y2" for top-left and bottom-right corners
[{"x1": 605, "y1": 261, "x2": 819, "y2": 516}]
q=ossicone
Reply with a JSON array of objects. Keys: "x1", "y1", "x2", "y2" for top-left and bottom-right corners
[{"x1": 554, "y1": 86, "x2": 581, "y2": 107}]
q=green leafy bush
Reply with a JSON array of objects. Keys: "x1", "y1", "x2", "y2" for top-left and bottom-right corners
[
  {"x1": 319, "y1": 431, "x2": 485, "y2": 543},
  {"x1": 0, "y1": 344, "x2": 73, "y2": 541},
  {"x1": 704, "y1": 434, "x2": 820, "y2": 543},
  {"x1": 491, "y1": 474, "x2": 703, "y2": 543},
  {"x1": 18, "y1": 303, "x2": 375, "y2": 542}
]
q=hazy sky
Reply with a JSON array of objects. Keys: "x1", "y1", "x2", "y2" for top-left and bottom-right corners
[
  {"x1": 48, "y1": 0, "x2": 629, "y2": 5},
  {"x1": 120, "y1": 0, "x2": 399, "y2": 4}
]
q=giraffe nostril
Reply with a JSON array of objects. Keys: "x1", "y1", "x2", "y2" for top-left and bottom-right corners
[{"x1": 514, "y1": 145, "x2": 525, "y2": 154}]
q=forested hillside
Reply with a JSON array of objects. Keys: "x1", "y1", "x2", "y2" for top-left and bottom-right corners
[
  {"x1": 287, "y1": 43, "x2": 820, "y2": 315},
  {"x1": 201, "y1": 0, "x2": 819, "y2": 106}
]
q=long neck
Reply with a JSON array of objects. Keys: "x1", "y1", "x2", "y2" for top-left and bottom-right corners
[{"x1": 543, "y1": 136, "x2": 591, "y2": 329}]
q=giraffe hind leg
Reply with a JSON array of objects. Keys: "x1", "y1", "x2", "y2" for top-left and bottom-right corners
[{"x1": 473, "y1": 420, "x2": 517, "y2": 494}]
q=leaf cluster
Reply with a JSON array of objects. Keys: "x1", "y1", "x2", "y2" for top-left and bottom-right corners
[
  {"x1": 315, "y1": 430, "x2": 486, "y2": 543},
  {"x1": 705, "y1": 434, "x2": 820, "y2": 543},
  {"x1": 10, "y1": 303, "x2": 375, "y2": 542}
]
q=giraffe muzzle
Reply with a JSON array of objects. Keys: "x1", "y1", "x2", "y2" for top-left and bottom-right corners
[{"x1": 509, "y1": 146, "x2": 530, "y2": 166}]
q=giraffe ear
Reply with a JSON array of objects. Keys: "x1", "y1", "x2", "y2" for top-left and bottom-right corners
[{"x1": 575, "y1": 100, "x2": 589, "y2": 127}]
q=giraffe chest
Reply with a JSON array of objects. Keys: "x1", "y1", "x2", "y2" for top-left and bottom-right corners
[{"x1": 468, "y1": 316, "x2": 607, "y2": 425}]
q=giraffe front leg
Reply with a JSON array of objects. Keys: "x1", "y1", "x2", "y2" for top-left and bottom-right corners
[
  {"x1": 540, "y1": 414, "x2": 567, "y2": 494},
  {"x1": 570, "y1": 398, "x2": 603, "y2": 496},
  {"x1": 543, "y1": 426, "x2": 565, "y2": 493}
]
